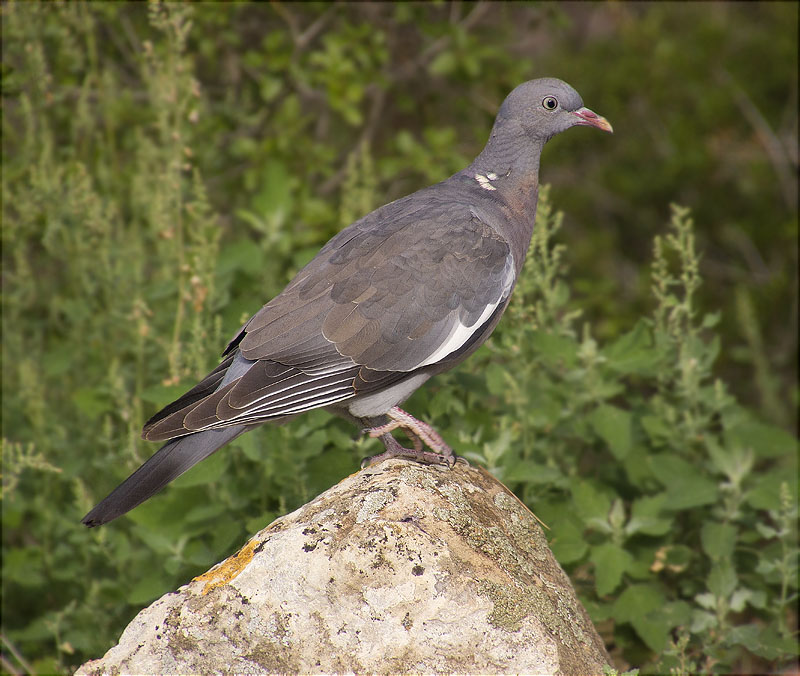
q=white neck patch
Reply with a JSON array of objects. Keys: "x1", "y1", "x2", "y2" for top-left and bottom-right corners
[{"x1": 475, "y1": 171, "x2": 499, "y2": 191}]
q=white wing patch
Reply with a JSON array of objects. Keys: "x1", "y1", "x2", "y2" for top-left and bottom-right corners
[
  {"x1": 418, "y1": 299, "x2": 501, "y2": 366},
  {"x1": 418, "y1": 254, "x2": 515, "y2": 367}
]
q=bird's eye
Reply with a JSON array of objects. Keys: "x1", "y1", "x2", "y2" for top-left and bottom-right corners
[{"x1": 542, "y1": 96, "x2": 559, "y2": 111}]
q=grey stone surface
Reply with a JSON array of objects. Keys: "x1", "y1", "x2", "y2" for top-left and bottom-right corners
[{"x1": 77, "y1": 459, "x2": 610, "y2": 675}]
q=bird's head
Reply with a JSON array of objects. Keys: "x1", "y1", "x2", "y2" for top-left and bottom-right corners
[{"x1": 498, "y1": 77, "x2": 613, "y2": 142}]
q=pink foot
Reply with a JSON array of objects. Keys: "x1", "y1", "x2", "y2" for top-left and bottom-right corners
[{"x1": 361, "y1": 407, "x2": 467, "y2": 468}]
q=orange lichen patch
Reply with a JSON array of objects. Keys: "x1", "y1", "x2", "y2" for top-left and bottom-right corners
[{"x1": 194, "y1": 537, "x2": 261, "y2": 595}]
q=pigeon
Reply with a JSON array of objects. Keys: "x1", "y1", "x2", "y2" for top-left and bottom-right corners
[{"x1": 82, "y1": 77, "x2": 612, "y2": 527}]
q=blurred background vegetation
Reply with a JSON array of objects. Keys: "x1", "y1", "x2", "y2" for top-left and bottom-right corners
[{"x1": 2, "y1": 2, "x2": 797, "y2": 674}]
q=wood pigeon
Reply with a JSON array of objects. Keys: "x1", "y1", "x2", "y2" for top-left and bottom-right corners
[{"x1": 82, "y1": 77, "x2": 612, "y2": 527}]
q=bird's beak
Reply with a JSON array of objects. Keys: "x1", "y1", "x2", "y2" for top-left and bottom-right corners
[{"x1": 572, "y1": 107, "x2": 613, "y2": 133}]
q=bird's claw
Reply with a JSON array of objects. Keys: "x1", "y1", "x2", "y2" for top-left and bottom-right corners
[
  {"x1": 360, "y1": 446, "x2": 459, "y2": 469},
  {"x1": 361, "y1": 426, "x2": 459, "y2": 469}
]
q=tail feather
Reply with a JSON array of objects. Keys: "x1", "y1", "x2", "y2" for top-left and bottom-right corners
[{"x1": 81, "y1": 425, "x2": 247, "y2": 527}]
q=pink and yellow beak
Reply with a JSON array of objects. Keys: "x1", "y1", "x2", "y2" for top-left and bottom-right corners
[{"x1": 572, "y1": 107, "x2": 613, "y2": 133}]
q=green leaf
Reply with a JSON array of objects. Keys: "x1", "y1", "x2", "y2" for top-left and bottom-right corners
[
  {"x1": 649, "y1": 454, "x2": 718, "y2": 510},
  {"x1": 212, "y1": 524, "x2": 243, "y2": 555},
  {"x1": 140, "y1": 382, "x2": 190, "y2": 408},
  {"x1": 706, "y1": 439, "x2": 754, "y2": 485},
  {"x1": 647, "y1": 453, "x2": 693, "y2": 483},
  {"x1": 755, "y1": 522, "x2": 778, "y2": 538},
  {"x1": 725, "y1": 623, "x2": 760, "y2": 651},
  {"x1": 691, "y1": 609, "x2": 717, "y2": 632},
  {"x1": 583, "y1": 599, "x2": 616, "y2": 624},
  {"x1": 746, "y1": 471, "x2": 798, "y2": 511},
  {"x1": 245, "y1": 512, "x2": 277, "y2": 534},
  {"x1": 428, "y1": 386, "x2": 466, "y2": 418},
  {"x1": 306, "y1": 445, "x2": 357, "y2": 497},
  {"x1": 504, "y1": 461, "x2": 566, "y2": 486},
  {"x1": 750, "y1": 628, "x2": 799, "y2": 660},
  {"x1": 700, "y1": 521, "x2": 737, "y2": 560},
  {"x1": 726, "y1": 624, "x2": 799, "y2": 660},
  {"x1": 661, "y1": 600, "x2": 692, "y2": 626},
  {"x1": 730, "y1": 587, "x2": 766, "y2": 612},
  {"x1": 184, "y1": 539, "x2": 215, "y2": 567},
  {"x1": 184, "y1": 503, "x2": 226, "y2": 523},
  {"x1": 30, "y1": 658, "x2": 61, "y2": 676},
  {"x1": 608, "y1": 498, "x2": 626, "y2": 531},
  {"x1": 631, "y1": 613, "x2": 672, "y2": 653},
  {"x1": 707, "y1": 560, "x2": 737, "y2": 599},
  {"x1": 640, "y1": 415, "x2": 672, "y2": 444},
  {"x1": 590, "y1": 542, "x2": 634, "y2": 595},
  {"x1": 622, "y1": 449, "x2": 656, "y2": 485},
  {"x1": 130, "y1": 499, "x2": 200, "y2": 543},
  {"x1": 614, "y1": 584, "x2": 665, "y2": 622},
  {"x1": 172, "y1": 448, "x2": 229, "y2": 488},
  {"x1": 603, "y1": 320, "x2": 660, "y2": 375},
  {"x1": 589, "y1": 404, "x2": 633, "y2": 460},
  {"x1": 428, "y1": 50, "x2": 457, "y2": 76},
  {"x1": 3, "y1": 548, "x2": 45, "y2": 587},
  {"x1": 232, "y1": 431, "x2": 263, "y2": 462},
  {"x1": 726, "y1": 419, "x2": 798, "y2": 459},
  {"x1": 660, "y1": 544, "x2": 693, "y2": 571},
  {"x1": 627, "y1": 494, "x2": 672, "y2": 536},
  {"x1": 73, "y1": 387, "x2": 110, "y2": 420},
  {"x1": 42, "y1": 343, "x2": 81, "y2": 377},
  {"x1": 571, "y1": 481, "x2": 612, "y2": 525},
  {"x1": 530, "y1": 331, "x2": 579, "y2": 367},
  {"x1": 665, "y1": 476, "x2": 719, "y2": 510},
  {"x1": 253, "y1": 158, "x2": 292, "y2": 226},
  {"x1": 485, "y1": 362, "x2": 509, "y2": 397},
  {"x1": 127, "y1": 572, "x2": 171, "y2": 605},
  {"x1": 217, "y1": 239, "x2": 266, "y2": 276},
  {"x1": 628, "y1": 600, "x2": 692, "y2": 654},
  {"x1": 549, "y1": 519, "x2": 589, "y2": 564}
]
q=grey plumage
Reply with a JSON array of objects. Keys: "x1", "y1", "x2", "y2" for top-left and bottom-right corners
[
  {"x1": 82, "y1": 77, "x2": 612, "y2": 527},
  {"x1": 82, "y1": 426, "x2": 248, "y2": 526}
]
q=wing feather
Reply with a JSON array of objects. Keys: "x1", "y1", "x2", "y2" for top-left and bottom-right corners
[{"x1": 143, "y1": 190, "x2": 516, "y2": 440}]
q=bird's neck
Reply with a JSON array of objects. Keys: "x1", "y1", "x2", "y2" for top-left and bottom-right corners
[{"x1": 466, "y1": 120, "x2": 545, "y2": 268}]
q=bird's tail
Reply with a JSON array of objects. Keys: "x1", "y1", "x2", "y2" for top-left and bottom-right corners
[{"x1": 81, "y1": 425, "x2": 248, "y2": 527}]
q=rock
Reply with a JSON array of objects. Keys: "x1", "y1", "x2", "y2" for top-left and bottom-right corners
[{"x1": 77, "y1": 459, "x2": 610, "y2": 675}]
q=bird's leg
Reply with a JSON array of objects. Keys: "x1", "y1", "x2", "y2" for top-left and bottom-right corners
[
  {"x1": 360, "y1": 406, "x2": 464, "y2": 468},
  {"x1": 360, "y1": 433, "x2": 455, "y2": 469},
  {"x1": 407, "y1": 430, "x2": 425, "y2": 453},
  {"x1": 369, "y1": 406, "x2": 452, "y2": 453},
  {"x1": 370, "y1": 420, "x2": 425, "y2": 453}
]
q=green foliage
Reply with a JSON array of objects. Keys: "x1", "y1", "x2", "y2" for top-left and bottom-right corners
[
  {"x1": 2, "y1": 3, "x2": 797, "y2": 674},
  {"x1": 439, "y1": 197, "x2": 797, "y2": 673}
]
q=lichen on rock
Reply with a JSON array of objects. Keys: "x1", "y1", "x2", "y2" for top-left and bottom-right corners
[{"x1": 77, "y1": 458, "x2": 610, "y2": 676}]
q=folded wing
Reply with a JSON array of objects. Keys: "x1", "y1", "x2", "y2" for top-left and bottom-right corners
[{"x1": 143, "y1": 199, "x2": 514, "y2": 442}]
